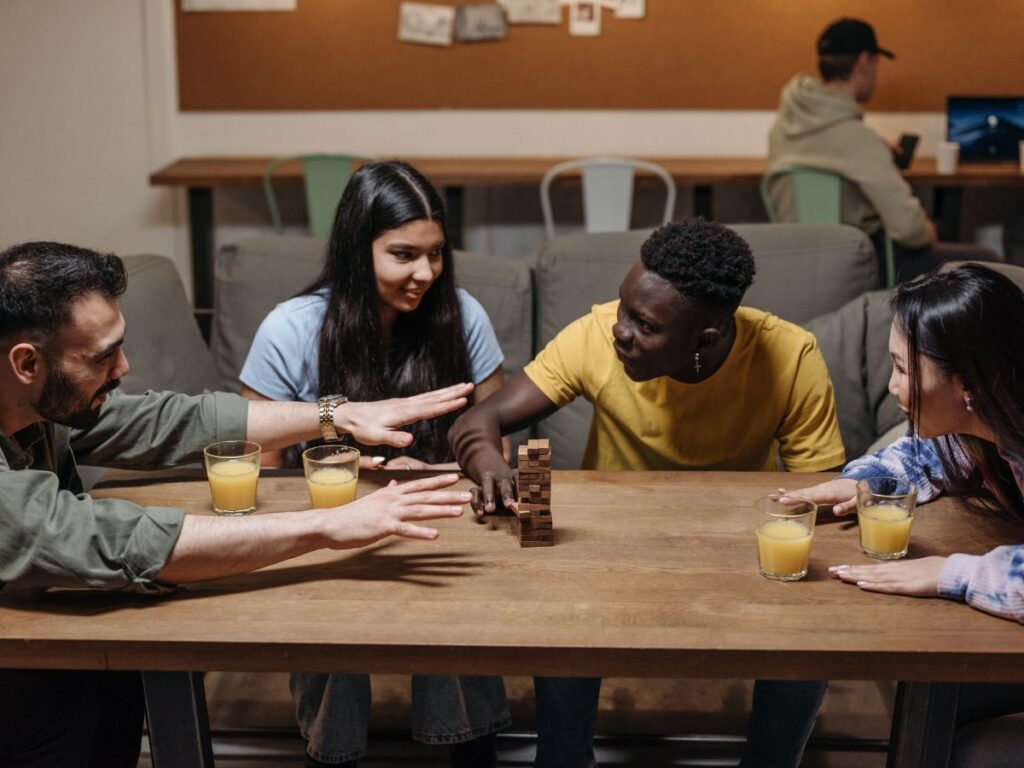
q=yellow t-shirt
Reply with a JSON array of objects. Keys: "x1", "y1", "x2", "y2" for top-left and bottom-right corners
[{"x1": 524, "y1": 301, "x2": 845, "y2": 472}]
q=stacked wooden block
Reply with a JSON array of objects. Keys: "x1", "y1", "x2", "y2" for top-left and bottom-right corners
[{"x1": 515, "y1": 439, "x2": 554, "y2": 547}]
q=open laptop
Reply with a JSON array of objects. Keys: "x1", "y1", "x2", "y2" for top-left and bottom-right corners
[{"x1": 946, "y1": 96, "x2": 1024, "y2": 163}]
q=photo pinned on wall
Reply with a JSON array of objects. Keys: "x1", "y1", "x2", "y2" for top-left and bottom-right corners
[
  {"x1": 499, "y1": 0, "x2": 562, "y2": 25},
  {"x1": 398, "y1": 2, "x2": 456, "y2": 47},
  {"x1": 568, "y1": 1, "x2": 601, "y2": 36},
  {"x1": 455, "y1": 4, "x2": 509, "y2": 42},
  {"x1": 613, "y1": 0, "x2": 644, "y2": 18}
]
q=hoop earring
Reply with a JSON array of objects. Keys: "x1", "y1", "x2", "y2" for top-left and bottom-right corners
[{"x1": 693, "y1": 352, "x2": 702, "y2": 373}]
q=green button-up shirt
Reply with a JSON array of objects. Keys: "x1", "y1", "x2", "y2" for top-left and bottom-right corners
[{"x1": 0, "y1": 389, "x2": 247, "y2": 593}]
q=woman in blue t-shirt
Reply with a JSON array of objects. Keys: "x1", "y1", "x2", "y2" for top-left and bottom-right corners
[{"x1": 240, "y1": 161, "x2": 509, "y2": 767}]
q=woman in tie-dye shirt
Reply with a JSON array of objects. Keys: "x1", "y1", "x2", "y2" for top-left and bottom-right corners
[
  {"x1": 778, "y1": 264, "x2": 1024, "y2": 768},
  {"x1": 784, "y1": 264, "x2": 1024, "y2": 623}
]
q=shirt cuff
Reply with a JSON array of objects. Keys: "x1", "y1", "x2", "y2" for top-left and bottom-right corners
[
  {"x1": 937, "y1": 553, "x2": 979, "y2": 601},
  {"x1": 121, "y1": 506, "x2": 187, "y2": 595},
  {"x1": 213, "y1": 392, "x2": 249, "y2": 443}
]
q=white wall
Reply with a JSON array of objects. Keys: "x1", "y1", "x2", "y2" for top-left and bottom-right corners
[
  {"x1": 0, "y1": 1, "x2": 989, "y2": 302},
  {"x1": 0, "y1": 0, "x2": 183, "y2": 273}
]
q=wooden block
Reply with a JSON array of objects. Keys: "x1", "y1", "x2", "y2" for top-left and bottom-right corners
[
  {"x1": 517, "y1": 503, "x2": 550, "y2": 513},
  {"x1": 520, "y1": 539, "x2": 554, "y2": 548}
]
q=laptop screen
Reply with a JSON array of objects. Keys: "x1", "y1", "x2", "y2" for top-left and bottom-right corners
[{"x1": 946, "y1": 96, "x2": 1024, "y2": 162}]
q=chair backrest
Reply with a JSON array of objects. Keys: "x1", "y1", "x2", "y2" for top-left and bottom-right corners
[
  {"x1": 262, "y1": 154, "x2": 360, "y2": 239},
  {"x1": 762, "y1": 164, "x2": 896, "y2": 288},
  {"x1": 540, "y1": 157, "x2": 677, "y2": 239},
  {"x1": 760, "y1": 164, "x2": 841, "y2": 225},
  {"x1": 119, "y1": 254, "x2": 224, "y2": 395}
]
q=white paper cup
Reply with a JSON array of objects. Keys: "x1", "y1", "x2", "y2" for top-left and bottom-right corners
[{"x1": 936, "y1": 141, "x2": 960, "y2": 175}]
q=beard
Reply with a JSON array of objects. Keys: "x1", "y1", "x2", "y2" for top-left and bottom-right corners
[{"x1": 34, "y1": 363, "x2": 121, "y2": 430}]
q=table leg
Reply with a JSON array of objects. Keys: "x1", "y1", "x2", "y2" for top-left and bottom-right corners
[
  {"x1": 886, "y1": 681, "x2": 959, "y2": 768},
  {"x1": 694, "y1": 184, "x2": 714, "y2": 221},
  {"x1": 142, "y1": 670, "x2": 216, "y2": 768},
  {"x1": 444, "y1": 186, "x2": 465, "y2": 249},
  {"x1": 932, "y1": 186, "x2": 963, "y2": 242},
  {"x1": 187, "y1": 187, "x2": 215, "y2": 338}
]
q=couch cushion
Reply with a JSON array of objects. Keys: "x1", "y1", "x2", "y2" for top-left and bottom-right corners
[
  {"x1": 120, "y1": 255, "x2": 223, "y2": 395},
  {"x1": 211, "y1": 235, "x2": 532, "y2": 391},
  {"x1": 534, "y1": 224, "x2": 881, "y2": 468},
  {"x1": 804, "y1": 290, "x2": 901, "y2": 460}
]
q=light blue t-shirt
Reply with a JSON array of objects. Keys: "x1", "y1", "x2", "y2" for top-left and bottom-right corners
[{"x1": 240, "y1": 288, "x2": 504, "y2": 402}]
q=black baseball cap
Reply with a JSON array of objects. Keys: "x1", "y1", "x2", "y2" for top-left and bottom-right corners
[{"x1": 817, "y1": 18, "x2": 895, "y2": 59}]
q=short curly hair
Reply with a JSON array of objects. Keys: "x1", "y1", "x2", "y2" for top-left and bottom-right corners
[{"x1": 640, "y1": 219, "x2": 755, "y2": 309}]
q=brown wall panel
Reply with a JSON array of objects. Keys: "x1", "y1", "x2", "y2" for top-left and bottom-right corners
[{"x1": 175, "y1": 0, "x2": 1024, "y2": 111}]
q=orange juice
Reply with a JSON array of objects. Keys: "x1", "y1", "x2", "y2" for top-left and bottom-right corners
[
  {"x1": 206, "y1": 459, "x2": 259, "y2": 514},
  {"x1": 859, "y1": 503, "x2": 913, "y2": 559},
  {"x1": 307, "y1": 467, "x2": 358, "y2": 508},
  {"x1": 757, "y1": 519, "x2": 812, "y2": 579}
]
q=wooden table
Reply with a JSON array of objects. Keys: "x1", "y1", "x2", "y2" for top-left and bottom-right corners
[
  {"x1": 150, "y1": 155, "x2": 1024, "y2": 318},
  {"x1": 3, "y1": 470, "x2": 1021, "y2": 767}
]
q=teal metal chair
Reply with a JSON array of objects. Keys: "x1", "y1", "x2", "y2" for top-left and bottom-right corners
[
  {"x1": 263, "y1": 154, "x2": 366, "y2": 239},
  {"x1": 761, "y1": 164, "x2": 896, "y2": 288},
  {"x1": 540, "y1": 157, "x2": 677, "y2": 239}
]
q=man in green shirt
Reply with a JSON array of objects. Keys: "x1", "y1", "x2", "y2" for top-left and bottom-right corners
[{"x1": 0, "y1": 241, "x2": 474, "y2": 767}]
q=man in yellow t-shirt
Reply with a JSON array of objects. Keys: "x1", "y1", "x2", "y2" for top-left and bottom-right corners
[{"x1": 448, "y1": 219, "x2": 844, "y2": 768}]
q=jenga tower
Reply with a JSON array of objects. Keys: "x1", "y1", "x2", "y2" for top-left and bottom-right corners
[{"x1": 515, "y1": 439, "x2": 554, "y2": 547}]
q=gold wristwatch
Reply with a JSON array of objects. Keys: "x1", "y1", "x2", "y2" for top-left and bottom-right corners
[{"x1": 317, "y1": 394, "x2": 348, "y2": 442}]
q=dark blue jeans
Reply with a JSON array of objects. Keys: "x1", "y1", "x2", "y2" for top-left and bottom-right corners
[
  {"x1": 739, "y1": 680, "x2": 828, "y2": 768},
  {"x1": 531, "y1": 677, "x2": 826, "y2": 768},
  {"x1": 534, "y1": 676, "x2": 601, "y2": 768}
]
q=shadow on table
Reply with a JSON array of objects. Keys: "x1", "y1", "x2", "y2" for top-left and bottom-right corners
[{"x1": 0, "y1": 542, "x2": 482, "y2": 617}]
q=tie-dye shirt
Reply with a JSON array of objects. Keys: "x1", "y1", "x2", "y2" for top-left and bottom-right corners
[{"x1": 840, "y1": 430, "x2": 1024, "y2": 624}]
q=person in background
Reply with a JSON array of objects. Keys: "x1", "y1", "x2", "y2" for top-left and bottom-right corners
[
  {"x1": 240, "y1": 160, "x2": 509, "y2": 768},
  {"x1": 767, "y1": 17, "x2": 999, "y2": 281},
  {"x1": 781, "y1": 264, "x2": 1024, "y2": 767},
  {"x1": 450, "y1": 219, "x2": 847, "y2": 768},
  {"x1": 0, "y1": 241, "x2": 475, "y2": 768}
]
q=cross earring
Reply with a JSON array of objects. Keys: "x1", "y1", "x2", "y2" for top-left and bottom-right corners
[
  {"x1": 694, "y1": 352, "x2": 702, "y2": 373},
  {"x1": 965, "y1": 393, "x2": 974, "y2": 412}
]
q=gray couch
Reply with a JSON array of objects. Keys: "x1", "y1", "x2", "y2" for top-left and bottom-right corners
[{"x1": 181, "y1": 224, "x2": 894, "y2": 470}]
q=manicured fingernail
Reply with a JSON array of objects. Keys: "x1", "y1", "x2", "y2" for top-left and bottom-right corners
[
  {"x1": 856, "y1": 581, "x2": 868, "y2": 587},
  {"x1": 829, "y1": 565, "x2": 848, "y2": 572},
  {"x1": 458, "y1": 492, "x2": 471, "y2": 501},
  {"x1": 372, "y1": 456, "x2": 385, "y2": 465}
]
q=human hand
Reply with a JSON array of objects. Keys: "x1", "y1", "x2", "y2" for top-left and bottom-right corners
[
  {"x1": 774, "y1": 478, "x2": 859, "y2": 516},
  {"x1": 319, "y1": 474, "x2": 468, "y2": 548},
  {"x1": 335, "y1": 383, "x2": 474, "y2": 448},
  {"x1": 359, "y1": 455, "x2": 387, "y2": 470},
  {"x1": 829, "y1": 556, "x2": 948, "y2": 597},
  {"x1": 467, "y1": 456, "x2": 517, "y2": 517},
  {"x1": 383, "y1": 457, "x2": 429, "y2": 471}
]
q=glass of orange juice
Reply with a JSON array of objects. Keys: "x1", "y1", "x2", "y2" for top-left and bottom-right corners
[
  {"x1": 755, "y1": 496, "x2": 817, "y2": 581},
  {"x1": 302, "y1": 445, "x2": 360, "y2": 508},
  {"x1": 856, "y1": 477, "x2": 918, "y2": 560},
  {"x1": 203, "y1": 440, "x2": 261, "y2": 515}
]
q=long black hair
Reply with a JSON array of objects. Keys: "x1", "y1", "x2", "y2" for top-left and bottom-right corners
[
  {"x1": 893, "y1": 264, "x2": 1024, "y2": 522},
  {"x1": 303, "y1": 161, "x2": 471, "y2": 463}
]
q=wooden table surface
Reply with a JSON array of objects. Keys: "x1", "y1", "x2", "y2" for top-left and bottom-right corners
[
  {"x1": 2, "y1": 471, "x2": 1021, "y2": 681},
  {"x1": 149, "y1": 156, "x2": 1024, "y2": 189}
]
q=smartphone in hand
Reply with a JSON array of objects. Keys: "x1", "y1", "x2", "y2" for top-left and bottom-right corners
[{"x1": 892, "y1": 133, "x2": 920, "y2": 170}]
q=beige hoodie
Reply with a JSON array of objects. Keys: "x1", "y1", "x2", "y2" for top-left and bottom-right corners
[{"x1": 767, "y1": 74, "x2": 930, "y2": 248}]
